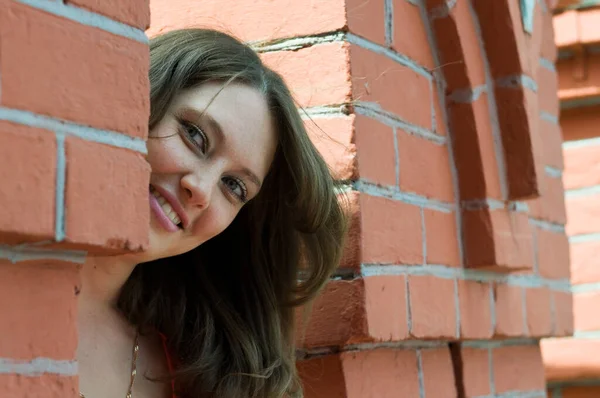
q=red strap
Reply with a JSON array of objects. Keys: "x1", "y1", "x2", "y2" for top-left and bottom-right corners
[{"x1": 158, "y1": 333, "x2": 177, "y2": 398}]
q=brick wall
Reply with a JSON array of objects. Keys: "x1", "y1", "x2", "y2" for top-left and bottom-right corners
[
  {"x1": 150, "y1": 0, "x2": 571, "y2": 396},
  {"x1": 542, "y1": 4, "x2": 600, "y2": 397},
  {"x1": 0, "y1": 0, "x2": 572, "y2": 397},
  {"x1": 0, "y1": 0, "x2": 150, "y2": 396}
]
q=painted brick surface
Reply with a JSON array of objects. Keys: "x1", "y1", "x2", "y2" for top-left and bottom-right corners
[
  {"x1": 542, "y1": 5, "x2": 600, "y2": 395},
  {"x1": 0, "y1": 0, "x2": 150, "y2": 396},
  {"x1": 152, "y1": 0, "x2": 568, "y2": 395},
  {"x1": 0, "y1": 0, "x2": 570, "y2": 396}
]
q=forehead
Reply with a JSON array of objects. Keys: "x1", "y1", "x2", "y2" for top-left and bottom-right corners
[{"x1": 172, "y1": 82, "x2": 277, "y2": 178}]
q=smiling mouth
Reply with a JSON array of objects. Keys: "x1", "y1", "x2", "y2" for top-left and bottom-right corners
[{"x1": 149, "y1": 185, "x2": 184, "y2": 230}]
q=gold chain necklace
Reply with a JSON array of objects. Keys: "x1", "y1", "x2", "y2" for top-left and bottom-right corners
[{"x1": 80, "y1": 331, "x2": 140, "y2": 398}]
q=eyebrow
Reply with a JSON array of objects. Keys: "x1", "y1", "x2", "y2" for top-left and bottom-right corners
[{"x1": 180, "y1": 106, "x2": 263, "y2": 190}]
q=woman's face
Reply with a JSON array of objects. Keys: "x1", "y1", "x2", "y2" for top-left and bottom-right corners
[{"x1": 142, "y1": 82, "x2": 277, "y2": 261}]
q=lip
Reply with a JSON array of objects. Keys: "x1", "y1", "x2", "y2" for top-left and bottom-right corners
[{"x1": 149, "y1": 184, "x2": 190, "y2": 230}]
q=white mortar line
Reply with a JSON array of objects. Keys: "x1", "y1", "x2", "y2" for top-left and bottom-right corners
[
  {"x1": 0, "y1": 107, "x2": 147, "y2": 154},
  {"x1": 0, "y1": 245, "x2": 86, "y2": 264},
  {"x1": 361, "y1": 264, "x2": 571, "y2": 291},
  {"x1": 0, "y1": 358, "x2": 78, "y2": 376},
  {"x1": 529, "y1": 218, "x2": 565, "y2": 233},
  {"x1": 417, "y1": 349, "x2": 426, "y2": 398},
  {"x1": 566, "y1": 184, "x2": 600, "y2": 198},
  {"x1": 384, "y1": 0, "x2": 394, "y2": 47},
  {"x1": 15, "y1": 0, "x2": 147, "y2": 43},
  {"x1": 55, "y1": 132, "x2": 66, "y2": 242},
  {"x1": 354, "y1": 102, "x2": 447, "y2": 144},
  {"x1": 354, "y1": 180, "x2": 455, "y2": 212},
  {"x1": 346, "y1": 33, "x2": 432, "y2": 79}
]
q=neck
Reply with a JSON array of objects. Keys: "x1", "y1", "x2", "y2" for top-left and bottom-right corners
[{"x1": 79, "y1": 254, "x2": 138, "y2": 309}]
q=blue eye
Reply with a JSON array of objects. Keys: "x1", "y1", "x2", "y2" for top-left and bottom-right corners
[
  {"x1": 179, "y1": 120, "x2": 208, "y2": 154},
  {"x1": 222, "y1": 177, "x2": 248, "y2": 203}
]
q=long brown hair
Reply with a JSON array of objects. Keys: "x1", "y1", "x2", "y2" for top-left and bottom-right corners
[{"x1": 118, "y1": 28, "x2": 347, "y2": 397}]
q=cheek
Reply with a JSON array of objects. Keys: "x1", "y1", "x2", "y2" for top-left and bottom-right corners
[
  {"x1": 192, "y1": 204, "x2": 239, "y2": 242},
  {"x1": 146, "y1": 128, "x2": 192, "y2": 173}
]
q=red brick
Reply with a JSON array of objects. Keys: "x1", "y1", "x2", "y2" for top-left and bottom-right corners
[
  {"x1": 350, "y1": 45, "x2": 432, "y2": 130},
  {"x1": 539, "y1": 66, "x2": 560, "y2": 116},
  {"x1": 0, "y1": 261, "x2": 78, "y2": 360},
  {"x1": 541, "y1": 5, "x2": 558, "y2": 62},
  {"x1": 463, "y1": 209, "x2": 534, "y2": 271},
  {"x1": 525, "y1": 287, "x2": 553, "y2": 337},
  {"x1": 571, "y1": 240, "x2": 600, "y2": 285},
  {"x1": 492, "y1": 345, "x2": 545, "y2": 393},
  {"x1": 536, "y1": 228, "x2": 570, "y2": 280},
  {"x1": 553, "y1": 10, "x2": 579, "y2": 49},
  {"x1": 461, "y1": 348, "x2": 491, "y2": 397},
  {"x1": 494, "y1": 87, "x2": 541, "y2": 200},
  {"x1": 542, "y1": 338, "x2": 600, "y2": 382},
  {"x1": 494, "y1": 284, "x2": 526, "y2": 337},
  {"x1": 567, "y1": 193, "x2": 600, "y2": 236},
  {"x1": 561, "y1": 105, "x2": 600, "y2": 141},
  {"x1": 298, "y1": 355, "x2": 346, "y2": 398},
  {"x1": 529, "y1": 173, "x2": 567, "y2": 224},
  {"x1": 355, "y1": 116, "x2": 396, "y2": 186},
  {"x1": 347, "y1": 0, "x2": 385, "y2": 45},
  {"x1": 563, "y1": 386, "x2": 600, "y2": 398},
  {"x1": 424, "y1": 210, "x2": 461, "y2": 267},
  {"x1": 262, "y1": 42, "x2": 351, "y2": 109},
  {"x1": 397, "y1": 130, "x2": 454, "y2": 202},
  {"x1": 573, "y1": 291, "x2": 600, "y2": 332},
  {"x1": 342, "y1": 349, "x2": 420, "y2": 398},
  {"x1": 472, "y1": 0, "x2": 543, "y2": 79},
  {"x1": 364, "y1": 275, "x2": 409, "y2": 341},
  {"x1": 0, "y1": 374, "x2": 77, "y2": 398},
  {"x1": 0, "y1": 2, "x2": 149, "y2": 138},
  {"x1": 148, "y1": 0, "x2": 346, "y2": 42},
  {"x1": 339, "y1": 191, "x2": 361, "y2": 271},
  {"x1": 0, "y1": 122, "x2": 56, "y2": 244},
  {"x1": 553, "y1": 290, "x2": 574, "y2": 337},
  {"x1": 296, "y1": 279, "x2": 366, "y2": 348},
  {"x1": 457, "y1": 280, "x2": 493, "y2": 339},
  {"x1": 420, "y1": 348, "x2": 457, "y2": 398},
  {"x1": 409, "y1": 275, "x2": 457, "y2": 338},
  {"x1": 432, "y1": 86, "x2": 448, "y2": 136},
  {"x1": 579, "y1": 8, "x2": 600, "y2": 44},
  {"x1": 66, "y1": 0, "x2": 150, "y2": 29},
  {"x1": 557, "y1": 52, "x2": 600, "y2": 103},
  {"x1": 306, "y1": 116, "x2": 357, "y2": 181},
  {"x1": 64, "y1": 138, "x2": 150, "y2": 252},
  {"x1": 564, "y1": 143, "x2": 600, "y2": 190},
  {"x1": 449, "y1": 95, "x2": 503, "y2": 200},
  {"x1": 431, "y1": 0, "x2": 486, "y2": 92},
  {"x1": 540, "y1": 118, "x2": 564, "y2": 171},
  {"x1": 361, "y1": 194, "x2": 423, "y2": 264},
  {"x1": 392, "y1": 1, "x2": 435, "y2": 69}
]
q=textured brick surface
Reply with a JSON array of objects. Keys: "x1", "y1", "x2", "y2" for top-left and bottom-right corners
[
  {"x1": 0, "y1": 122, "x2": 56, "y2": 243},
  {"x1": 0, "y1": 1, "x2": 149, "y2": 138},
  {"x1": 409, "y1": 275, "x2": 457, "y2": 338},
  {"x1": 66, "y1": 0, "x2": 150, "y2": 29},
  {"x1": 397, "y1": 130, "x2": 454, "y2": 202},
  {"x1": 0, "y1": 261, "x2": 79, "y2": 359},
  {"x1": 0, "y1": 0, "x2": 571, "y2": 396},
  {"x1": 361, "y1": 194, "x2": 423, "y2": 265},
  {"x1": 64, "y1": 138, "x2": 150, "y2": 252}
]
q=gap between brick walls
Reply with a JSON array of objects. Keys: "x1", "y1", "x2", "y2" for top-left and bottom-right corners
[{"x1": 449, "y1": 342, "x2": 467, "y2": 398}]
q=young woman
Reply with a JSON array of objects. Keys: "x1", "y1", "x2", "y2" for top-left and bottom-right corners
[{"x1": 77, "y1": 28, "x2": 347, "y2": 398}]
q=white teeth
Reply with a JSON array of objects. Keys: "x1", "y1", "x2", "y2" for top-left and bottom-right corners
[{"x1": 150, "y1": 186, "x2": 182, "y2": 226}]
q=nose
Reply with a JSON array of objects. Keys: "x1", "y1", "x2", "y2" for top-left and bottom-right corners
[{"x1": 180, "y1": 173, "x2": 214, "y2": 209}]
